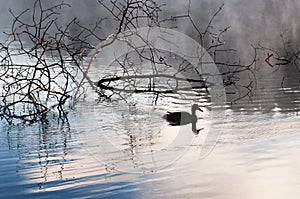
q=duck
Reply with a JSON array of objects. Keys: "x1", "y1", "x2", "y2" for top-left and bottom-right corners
[{"x1": 162, "y1": 104, "x2": 203, "y2": 126}]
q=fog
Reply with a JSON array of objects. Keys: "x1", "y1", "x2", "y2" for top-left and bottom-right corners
[
  {"x1": 1, "y1": 2, "x2": 300, "y2": 198},
  {"x1": 1, "y1": 0, "x2": 299, "y2": 52},
  {"x1": 1, "y1": 0, "x2": 299, "y2": 105}
]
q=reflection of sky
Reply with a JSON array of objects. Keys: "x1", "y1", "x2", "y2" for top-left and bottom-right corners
[
  {"x1": 1, "y1": 1, "x2": 300, "y2": 198},
  {"x1": 2, "y1": 109, "x2": 300, "y2": 198}
]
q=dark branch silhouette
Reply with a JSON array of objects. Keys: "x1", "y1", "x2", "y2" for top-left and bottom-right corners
[{"x1": 0, "y1": 0, "x2": 258, "y2": 124}]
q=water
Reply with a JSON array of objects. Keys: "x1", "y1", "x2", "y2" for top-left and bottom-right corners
[
  {"x1": 1, "y1": 109, "x2": 300, "y2": 198},
  {"x1": 1, "y1": 1, "x2": 300, "y2": 198},
  {"x1": 1, "y1": 58, "x2": 300, "y2": 198}
]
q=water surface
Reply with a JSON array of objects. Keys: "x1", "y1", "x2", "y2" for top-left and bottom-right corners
[{"x1": 1, "y1": 1, "x2": 300, "y2": 198}]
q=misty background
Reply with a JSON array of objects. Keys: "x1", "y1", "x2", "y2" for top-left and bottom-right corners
[
  {"x1": 1, "y1": 2, "x2": 300, "y2": 198},
  {"x1": 1, "y1": 0, "x2": 298, "y2": 51},
  {"x1": 1, "y1": 0, "x2": 299, "y2": 111}
]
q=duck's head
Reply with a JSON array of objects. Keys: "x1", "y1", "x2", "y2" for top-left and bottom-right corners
[{"x1": 192, "y1": 104, "x2": 203, "y2": 112}]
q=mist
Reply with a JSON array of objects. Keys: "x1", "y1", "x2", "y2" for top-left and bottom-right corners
[
  {"x1": 1, "y1": 0, "x2": 299, "y2": 107},
  {"x1": 1, "y1": 0, "x2": 298, "y2": 52},
  {"x1": 1, "y1": 1, "x2": 300, "y2": 198}
]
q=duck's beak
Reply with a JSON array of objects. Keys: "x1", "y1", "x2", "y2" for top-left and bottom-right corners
[{"x1": 198, "y1": 108, "x2": 203, "y2": 112}]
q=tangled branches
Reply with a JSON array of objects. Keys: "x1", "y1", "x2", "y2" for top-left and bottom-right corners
[
  {"x1": 98, "y1": 0, "x2": 163, "y2": 33},
  {"x1": 0, "y1": 1, "x2": 99, "y2": 124},
  {"x1": 0, "y1": 0, "x2": 259, "y2": 124},
  {"x1": 96, "y1": 3, "x2": 257, "y2": 104},
  {"x1": 0, "y1": 0, "x2": 164, "y2": 124}
]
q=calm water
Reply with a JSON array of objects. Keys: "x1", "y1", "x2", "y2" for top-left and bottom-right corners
[
  {"x1": 1, "y1": 1, "x2": 300, "y2": 198},
  {"x1": 1, "y1": 102, "x2": 300, "y2": 198},
  {"x1": 1, "y1": 58, "x2": 300, "y2": 199}
]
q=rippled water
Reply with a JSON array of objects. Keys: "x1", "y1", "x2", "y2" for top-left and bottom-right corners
[
  {"x1": 1, "y1": 60, "x2": 300, "y2": 198},
  {"x1": 1, "y1": 2, "x2": 300, "y2": 198},
  {"x1": 1, "y1": 106, "x2": 300, "y2": 198}
]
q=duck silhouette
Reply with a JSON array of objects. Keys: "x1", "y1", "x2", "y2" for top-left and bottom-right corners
[
  {"x1": 163, "y1": 104, "x2": 203, "y2": 134},
  {"x1": 163, "y1": 104, "x2": 203, "y2": 125}
]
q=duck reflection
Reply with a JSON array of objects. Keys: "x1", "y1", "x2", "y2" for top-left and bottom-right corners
[{"x1": 163, "y1": 104, "x2": 203, "y2": 134}]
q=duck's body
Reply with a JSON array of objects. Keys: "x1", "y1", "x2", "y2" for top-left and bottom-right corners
[
  {"x1": 163, "y1": 111, "x2": 197, "y2": 126},
  {"x1": 163, "y1": 104, "x2": 202, "y2": 126}
]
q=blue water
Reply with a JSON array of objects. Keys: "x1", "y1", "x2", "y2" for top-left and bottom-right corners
[
  {"x1": 1, "y1": 99, "x2": 300, "y2": 198},
  {"x1": 1, "y1": 0, "x2": 300, "y2": 198}
]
